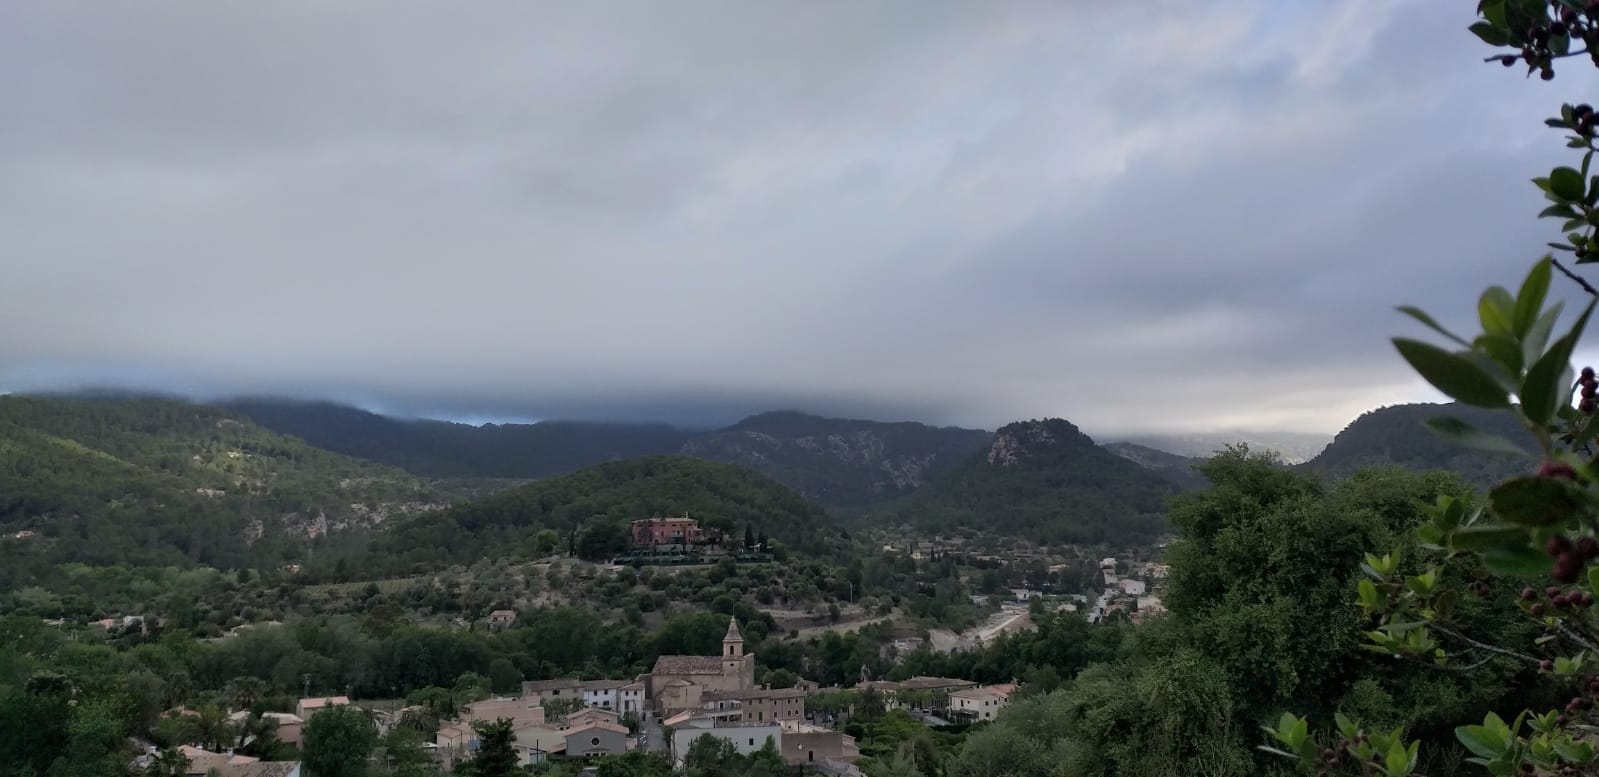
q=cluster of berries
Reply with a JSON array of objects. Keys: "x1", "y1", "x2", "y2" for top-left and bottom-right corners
[
  {"x1": 1582, "y1": 366, "x2": 1598, "y2": 414},
  {"x1": 1311, "y1": 735, "x2": 1422, "y2": 777},
  {"x1": 1528, "y1": 667, "x2": 1599, "y2": 728},
  {"x1": 1497, "y1": 1, "x2": 1599, "y2": 79},
  {"x1": 1522, "y1": 580, "x2": 1596, "y2": 616},
  {"x1": 1542, "y1": 535, "x2": 1599, "y2": 584}
]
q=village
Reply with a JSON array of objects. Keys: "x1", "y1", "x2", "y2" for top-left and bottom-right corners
[
  {"x1": 142, "y1": 614, "x2": 1026, "y2": 777},
  {"x1": 106, "y1": 517, "x2": 1173, "y2": 776}
]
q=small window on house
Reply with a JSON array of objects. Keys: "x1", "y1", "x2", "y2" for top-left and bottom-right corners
[{"x1": 749, "y1": 738, "x2": 755, "y2": 746}]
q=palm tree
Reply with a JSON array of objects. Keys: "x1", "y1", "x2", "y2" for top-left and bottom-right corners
[
  {"x1": 395, "y1": 706, "x2": 439, "y2": 734},
  {"x1": 223, "y1": 677, "x2": 267, "y2": 713},
  {"x1": 193, "y1": 703, "x2": 235, "y2": 751},
  {"x1": 147, "y1": 748, "x2": 190, "y2": 777}
]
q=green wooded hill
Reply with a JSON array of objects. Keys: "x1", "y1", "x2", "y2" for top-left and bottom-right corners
[
  {"x1": 224, "y1": 400, "x2": 993, "y2": 509},
  {"x1": 1302, "y1": 402, "x2": 1536, "y2": 488},
  {"x1": 679, "y1": 410, "x2": 993, "y2": 508},
  {"x1": 1101, "y1": 441, "x2": 1210, "y2": 491},
  {"x1": 366, "y1": 455, "x2": 845, "y2": 575},
  {"x1": 0, "y1": 395, "x2": 444, "y2": 588},
  {"x1": 223, "y1": 398, "x2": 696, "y2": 479},
  {"x1": 873, "y1": 418, "x2": 1178, "y2": 546}
]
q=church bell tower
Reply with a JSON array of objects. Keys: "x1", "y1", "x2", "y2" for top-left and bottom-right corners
[{"x1": 722, "y1": 616, "x2": 744, "y2": 658}]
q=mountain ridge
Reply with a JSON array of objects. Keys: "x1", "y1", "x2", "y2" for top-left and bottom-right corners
[
  {"x1": 876, "y1": 418, "x2": 1178, "y2": 546},
  {"x1": 1301, "y1": 402, "x2": 1535, "y2": 487}
]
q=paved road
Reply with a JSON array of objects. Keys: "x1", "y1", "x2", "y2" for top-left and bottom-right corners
[{"x1": 642, "y1": 712, "x2": 666, "y2": 755}]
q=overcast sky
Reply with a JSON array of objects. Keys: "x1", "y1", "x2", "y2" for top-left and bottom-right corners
[{"x1": 3, "y1": 1, "x2": 1596, "y2": 434}]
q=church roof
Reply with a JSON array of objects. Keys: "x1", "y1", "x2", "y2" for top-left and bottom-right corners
[
  {"x1": 652, "y1": 655, "x2": 726, "y2": 676},
  {"x1": 723, "y1": 617, "x2": 743, "y2": 643}
]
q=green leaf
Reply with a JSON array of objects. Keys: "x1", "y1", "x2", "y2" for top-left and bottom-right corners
[
  {"x1": 1398, "y1": 306, "x2": 1472, "y2": 348},
  {"x1": 1457, "y1": 725, "x2": 1507, "y2": 759},
  {"x1": 1543, "y1": 203, "x2": 1584, "y2": 219},
  {"x1": 1358, "y1": 578, "x2": 1381, "y2": 609},
  {"x1": 1490, "y1": 475, "x2": 1587, "y2": 527},
  {"x1": 1480, "y1": 286, "x2": 1517, "y2": 337},
  {"x1": 1475, "y1": 334, "x2": 1525, "y2": 375},
  {"x1": 1393, "y1": 339, "x2": 1510, "y2": 408},
  {"x1": 1469, "y1": 20, "x2": 1515, "y2": 45},
  {"x1": 1553, "y1": 738, "x2": 1594, "y2": 763},
  {"x1": 1482, "y1": 0, "x2": 1507, "y2": 27},
  {"x1": 1335, "y1": 712, "x2": 1359, "y2": 741},
  {"x1": 1523, "y1": 302, "x2": 1565, "y2": 366},
  {"x1": 1515, "y1": 258, "x2": 1553, "y2": 336},
  {"x1": 1384, "y1": 737, "x2": 1412, "y2": 777},
  {"x1": 1587, "y1": 565, "x2": 1599, "y2": 597},
  {"x1": 1523, "y1": 301, "x2": 1596, "y2": 424},
  {"x1": 1553, "y1": 167, "x2": 1587, "y2": 201},
  {"x1": 1553, "y1": 32, "x2": 1572, "y2": 56},
  {"x1": 1450, "y1": 524, "x2": 1525, "y2": 552},
  {"x1": 1483, "y1": 542, "x2": 1554, "y2": 578},
  {"x1": 1424, "y1": 417, "x2": 1529, "y2": 457}
]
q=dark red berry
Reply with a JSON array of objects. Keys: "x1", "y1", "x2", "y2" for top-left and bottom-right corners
[
  {"x1": 1550, "y1": 536, "x2": 1575, "y2": 557},
  {"x1": 1584, "y1": 366, "x2": 1596, "y2": 379},
  {"x1": 1554, "y1": 21, "x2": 1570, "y2": 35},
  {"x1": 1545, "y1": 659, "x2": 1558, "y2": 671},
  {"x1": 1534, "y1": 604, "x2": 1549, "y2": 617},
  {"x1": 1560, "y1": 713, "x2": 1571, "y2": 726},
  {"x1": 1554, "y1": 555, "x2": 1584, "y2": 584},
  {"x1": 1543, "y1": 68, "x2": 1557, "y2": 81},
  {"x1": 1542, "y1": 460, "x2": 1581, "y2": 480},
  {"x1": 1555, "y1": 594, "x2": 1570, "y2": 607},
  {"x1": 1523, "y1": 587, "x2": 1538, "y2": 601},
  {"x1": 1503, "y1": 54, "x2": 1519, "y2": 66},
  {"x1": 1583, "y1": 398, "x2": 1598, "y2": 414},
  {"x1": 1580, "y1": 537, "x2": 1598, "y2": 559},
  {"x1": 1549, "y1": 585, "x2": 1565, "y2": 598}
]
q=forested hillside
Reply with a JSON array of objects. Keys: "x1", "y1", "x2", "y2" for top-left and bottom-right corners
[
  {"x1": 0, "y1": 396, "x2": 443, "y2": 589},
  {"x1": 680, "y1": 410, "x2": 992, "y2": 508},
  {"x1": 1100, "y1": 441, "x2": 1209, "y2": 491},
  {"x1": 1303, "y1": 402, "x2": 1535, "y2": 487},
  {"x1": 224, "y1": 398, "x2": 696, "y2": 479},
  {"x1": 227, "y1": 400, "x2": 993, "y2": 509},
  {"x1": 877, "y1": 419, "x2": 1176, "y2": 545},
  {"x1": 363, "y1": 455, "x2": 844, "y2": 576}
]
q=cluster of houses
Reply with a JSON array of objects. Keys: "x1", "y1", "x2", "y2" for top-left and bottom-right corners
[
  {"x1": 855, "y1": 676, "x2": 1019, "y2": 724},
  {"x1": 128, "y1": 617, "x2": 1019, "y2": 777},
  {"x1": 434, "y1": 617, "x2": 861, "y2": 772},
  {"x1": 1088, "y1": 558, "x2": 1168, "y2": 624}
]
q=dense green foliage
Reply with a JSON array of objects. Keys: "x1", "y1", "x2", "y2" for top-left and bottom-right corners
[
  {"x1": 226, "y1": 398, "x2": 697, "y2": 479},
  {"x1": 681, "y1": 411, "x2": 992, "y2": 508},
  {"x1": 231, "y1": 402, "x2": 996, "y2": 510},
  {"x1": 930, "y1": 450, "x2": 1540, "y2": 777},
  {"x1": 304, "y1": 704, "x2": 379, "y2": 777},
  {"x1": 879, "y1": 419, "x2": 1175, "y2": 545},
  {"x1": 1302, "y1": 402, "x2": 1534, "y2": 488},
  {"x1": 0, "y1": 396, "x2": 446, "y2": 591},
  {"x1": 363, "y1": 456, "x2": 844, "y2": 574}
]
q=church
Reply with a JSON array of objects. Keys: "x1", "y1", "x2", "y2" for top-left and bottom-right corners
[{"x1": 648, "y1": 617, "x2": 755, "y2": 713}]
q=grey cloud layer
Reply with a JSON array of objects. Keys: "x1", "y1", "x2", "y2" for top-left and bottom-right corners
[{"x1": 2, "y1": 0, "x2": 1594, "y2": 433}]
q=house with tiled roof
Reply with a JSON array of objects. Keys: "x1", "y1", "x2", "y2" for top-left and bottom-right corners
[
  {"x1": 563, "y1": 721, "x2": 628, "y2": 757},
  {"x1": 702, "y1": 686, "x2": 806, "y2": 725},
  {"x1": 948, "y1": 684, "x2": 1018, "y2": 722},
  {"x1": 209, "y1": 763, "x2": 302, "y2": 777}
]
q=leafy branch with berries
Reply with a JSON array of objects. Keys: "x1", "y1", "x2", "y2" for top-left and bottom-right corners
[{"x1": 1262, "y1": 2, "x2": 1599, "y2": 776}]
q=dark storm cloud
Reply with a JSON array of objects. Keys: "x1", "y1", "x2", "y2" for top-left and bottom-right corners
[{"x1": 3, "y1": 0, "x2": 1595, "y2": 434}]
